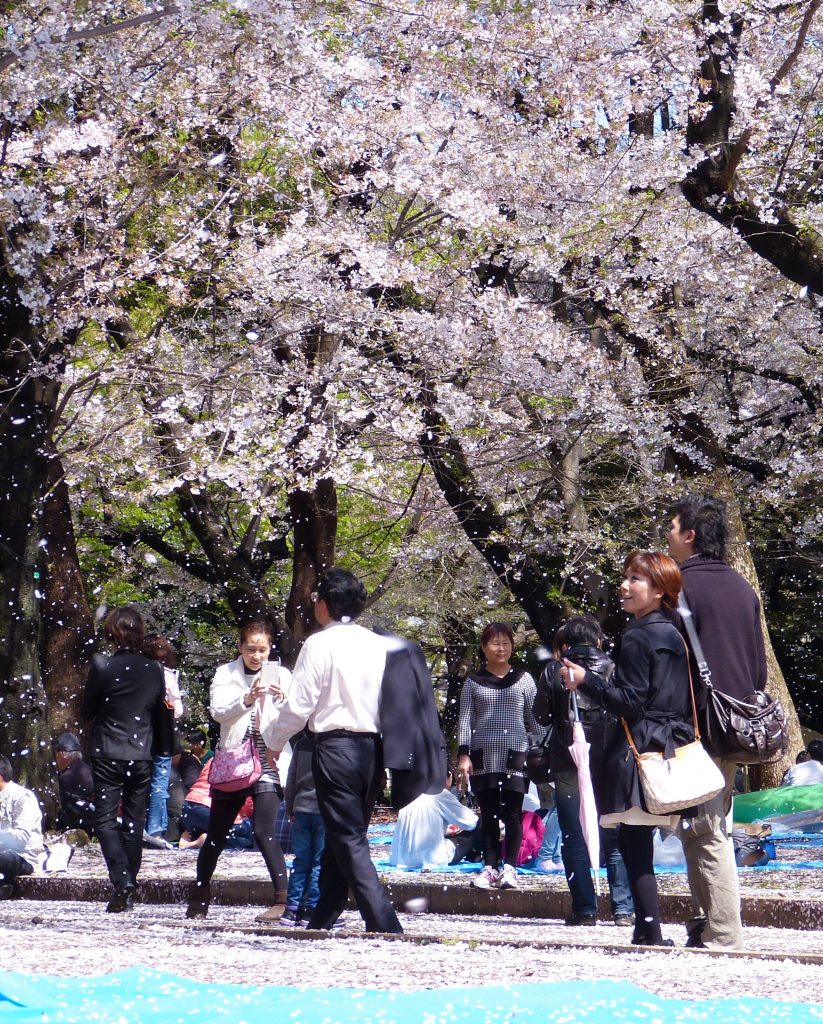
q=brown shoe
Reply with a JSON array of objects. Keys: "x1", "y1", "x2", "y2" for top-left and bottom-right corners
[
  {"x1": 186, "y1": 882, "x2": 210, "y2": 919},
  {"x1": 254, "y1": 904, "x2": 287, "y2": 923}
]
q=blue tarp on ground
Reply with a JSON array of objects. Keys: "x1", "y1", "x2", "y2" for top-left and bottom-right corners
[{"x1": 1, "y1": 969, "x2": 821, "y2": 1024}]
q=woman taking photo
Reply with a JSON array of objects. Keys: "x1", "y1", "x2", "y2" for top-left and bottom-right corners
[
  {"x1": 457, "y1": 622, "x2": 540, "y2": 890},
  {"x1": 82, "y1": 606, "x2": 168, "y2": 912},
  {"x1": 186, "y1": 620, "x2": 291, "y2": 921},
  {"x1": 563, "y1": 551, "x2": 693, "y2": 946}
]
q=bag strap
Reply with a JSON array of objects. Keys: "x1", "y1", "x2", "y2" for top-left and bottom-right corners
[
  {"x1": 677, "y1": 592, "x2": 714, "y2": 693},
  {"x1": 621, "y1": 633, "x2": 702, "y2": 757}
]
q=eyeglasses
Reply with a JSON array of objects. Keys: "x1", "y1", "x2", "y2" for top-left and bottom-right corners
[{"x1": 310, "y1": 591, "x2": 319, "y2": 603}]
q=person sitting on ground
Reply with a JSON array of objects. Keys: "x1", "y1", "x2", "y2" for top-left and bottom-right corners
[
  {"x1": 178, "y1": 760, "x2": 253, "y2": 850},
  {"x1": 187, "y1": 729, "x2": 214, "y2": 766},
  {"x1": 0, "y1": 755, "x2": 45, "y2": 898},
  {"x1": 534, "y1": 616, "x2": 634, "y2": 927},
  {"x1": 780, "y1": 739, "x2": 823, "y2": 787},
  {"x1": 389, "y1": 771, "x2": 480, "y2": 871},
  {"x1": 178, "y1": 733, "x2": 206, "y2": 791},
  {"x1": 532, "y1": 785, "x2": 563, "y2": 872},
  {"x1": 280, "y1": 729, "x2": 326, "y2": 926},
  {"x1": 52, "y1": 732, "x2": 95, "y2": 836}
]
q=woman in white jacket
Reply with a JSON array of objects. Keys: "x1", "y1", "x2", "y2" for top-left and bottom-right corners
[{"x1": 186, "y1": 620, "x2": 291, "y2": 920}]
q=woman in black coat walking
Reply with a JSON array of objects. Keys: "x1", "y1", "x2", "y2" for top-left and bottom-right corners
[
  {"x1": 82, "y1": 606, "x2": 167, "y2": 912},
  {"x1": 563, "y1": 551, "x2": 694, "y2": 946}
]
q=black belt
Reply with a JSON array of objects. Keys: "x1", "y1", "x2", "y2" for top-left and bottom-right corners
[{"x1": 314, "y1": 729, "x2": 380, "y2": 741}]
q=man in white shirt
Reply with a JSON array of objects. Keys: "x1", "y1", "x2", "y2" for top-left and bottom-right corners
[
  {"x1": 781, "y1": 740, "x2": 823, "y2": 787},
  {"x1": 0, "y1": 755, "x2": 45, "y2": 898},
  {"x1": 264, "y1": 567, "x2": 402, "y2": 933}
]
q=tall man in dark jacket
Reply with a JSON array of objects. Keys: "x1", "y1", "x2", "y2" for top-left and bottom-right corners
[
  {"x1": 667, "y1": 493, "x2": 767, "y2": 950},
  {"x1": 82, "y1": 606, "x2": 166, "y2": 913}
]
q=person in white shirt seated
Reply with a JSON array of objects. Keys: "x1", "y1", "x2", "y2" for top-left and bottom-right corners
[
  {"x1": 781, "y1": 740, "x2": 823, "y2": 787},
  {"x1": 0, "y1": 755, "x2": 45, "y2": 898},
  {"x1": 389, "y1": 775, "x2": 479, "y2": 870}
]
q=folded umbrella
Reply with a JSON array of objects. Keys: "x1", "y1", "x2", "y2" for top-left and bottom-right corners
[{"x1": 568, "y1": 690, "x2": 600, "y2": 894}]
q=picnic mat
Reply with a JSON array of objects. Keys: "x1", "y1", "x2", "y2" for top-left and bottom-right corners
[
  {"x1": 1, "y1": 969, "x2": 821, "y2": 1024},
  {"x1": 734, "y1": 785, "x2": 823, "y2": 824}
]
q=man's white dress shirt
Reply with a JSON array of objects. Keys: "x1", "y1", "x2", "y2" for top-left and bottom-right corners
[{"x1": 263, "y1": 621, "x2": 387, "y2": 752}]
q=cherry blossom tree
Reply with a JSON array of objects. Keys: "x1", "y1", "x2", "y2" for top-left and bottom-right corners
[{"x1": 2, "y1": 1, "x2": 822, "y2": 786}]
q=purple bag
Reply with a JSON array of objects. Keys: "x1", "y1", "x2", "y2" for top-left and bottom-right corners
[{"x1": 208, "y1": 737, "x2": 262, "y2": 792}]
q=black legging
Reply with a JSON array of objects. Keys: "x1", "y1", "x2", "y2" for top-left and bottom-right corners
[
  {"x1": 618, "y1": 823, "x2": 662, "y2": 945},
  {"x1": 475, "y1": 786, "x2": 524, "y2": 868},
  {"x1": 196, "y1": 787, "x2": 288, "y2": 895}
]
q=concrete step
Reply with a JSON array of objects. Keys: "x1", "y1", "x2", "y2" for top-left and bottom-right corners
[{"x1": 14, "y1": 875, "x2": 823, "y2": 930}]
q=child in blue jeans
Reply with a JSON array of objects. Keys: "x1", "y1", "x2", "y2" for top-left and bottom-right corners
[{"x1": 282, "y1": 730, "x2": 325, "y2": 926}]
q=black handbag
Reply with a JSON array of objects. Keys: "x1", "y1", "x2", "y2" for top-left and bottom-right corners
[
  {"x1": 525, "y1": 729, "x2": 552, "y2": 784},
  {"x1": 677, "y1": 594, "x2": 789, "y2": 765}
]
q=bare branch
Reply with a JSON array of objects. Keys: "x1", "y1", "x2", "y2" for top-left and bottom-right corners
[{"x1": 0, "y1": 6, "x2": 182, "y2": 76}]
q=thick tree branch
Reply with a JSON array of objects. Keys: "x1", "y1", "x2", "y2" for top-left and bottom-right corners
[{"x1": 0, "y1": 6, "x2": 182, "y2": 75}]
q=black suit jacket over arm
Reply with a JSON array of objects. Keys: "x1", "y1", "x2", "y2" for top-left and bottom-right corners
[{"x1": 380, "y1": 636, "x2": 447, "y2": 808}]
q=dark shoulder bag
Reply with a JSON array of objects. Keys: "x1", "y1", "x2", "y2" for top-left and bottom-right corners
[{"x1": 677, "y1": 593, "x2": 789, "y2": 764}]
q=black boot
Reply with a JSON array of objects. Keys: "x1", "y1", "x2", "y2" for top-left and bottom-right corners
[
  {"x1": 186, "y1": 881, "x2": 210, "y2": 919},
  {"x1": 106, "y1": 884, "x2": 136, "y2": 913}
]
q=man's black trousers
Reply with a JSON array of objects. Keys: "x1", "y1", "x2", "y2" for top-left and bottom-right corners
[{"x1": 306, "y1": 732, "x2": 402, "y2": 934}]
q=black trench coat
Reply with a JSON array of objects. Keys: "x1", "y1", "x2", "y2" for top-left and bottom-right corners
[{"x1": 578, "y1": 610, "x2": 695, "y2": 816}]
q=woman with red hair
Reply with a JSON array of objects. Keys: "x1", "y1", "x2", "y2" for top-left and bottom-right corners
[{"x1": 564, "y1": 552, "x2": 693, "y2": 947}]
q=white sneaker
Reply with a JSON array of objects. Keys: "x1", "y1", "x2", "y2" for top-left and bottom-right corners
[
  {"x1": 471, "y1": 865, "x2": 500, "y2": 889},
  {"x1": 496, "y1": 864, "x2": 519, "y2": 889},
  {"x1": 534, "y1": 858, "x2": 564, "y2": 873}
]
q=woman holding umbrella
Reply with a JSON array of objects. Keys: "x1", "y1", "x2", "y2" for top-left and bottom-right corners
[
  {"x1": 563, "y1": 552, "x2": 693, "y2": 947},
  {"x1": 457, "y1": 622, "x2": 541, "y2": 890}
]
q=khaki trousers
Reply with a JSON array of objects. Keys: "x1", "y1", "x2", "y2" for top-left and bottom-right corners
[{"x1": 677, "y1": 756, "x2": 743, "y2": 950}]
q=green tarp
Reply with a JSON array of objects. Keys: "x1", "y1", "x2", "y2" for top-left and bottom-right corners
[{"x1": 733, "y1": 784, "x2": 823, "y2": 824}]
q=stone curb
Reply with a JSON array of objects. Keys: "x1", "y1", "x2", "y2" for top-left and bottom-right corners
[{"x1": 14, "y1": 876, "x2": 823, "y2": 930}]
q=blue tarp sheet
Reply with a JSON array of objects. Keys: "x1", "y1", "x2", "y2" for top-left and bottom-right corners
[{"x1": 0, "y1": 969, "x2": 821, "y2": 1023}]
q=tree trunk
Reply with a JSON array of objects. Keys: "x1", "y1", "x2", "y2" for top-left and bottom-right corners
[
  {"x1": 0, "y1": 282, "x2": 55, "y2": 789},
  {"x1": 40, "y1": 458, "x2": 96, "y2": 737},
  {"x1": 285, "y1": 480, "x2": 337, "y2": 645},
  {"x1": 439, "y1": 613, "x2": 476, "y2": 758}
]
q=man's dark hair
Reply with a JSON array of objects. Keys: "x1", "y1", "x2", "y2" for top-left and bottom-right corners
[
  {"x1": 560, "y1": 615, "x2": 606, "y2": 650},
  {"x1": 670, "y1": 493, "x2": 728, "y2": 561},
  {"x1": 0, "y1": 756, "x2": 13, "y2": 783},
  {"x1": 104, "y1": 605, "x2": 145, "y2": 650},
  {"x1": 317, "y1": 567, "x2": 368, "y2": 621},
  {"x1": 807, "y1": 739, "x2": 823, "y2": 763},
  {"x1": 186, "y1": 730, "x2": 208, "y2": 748}
]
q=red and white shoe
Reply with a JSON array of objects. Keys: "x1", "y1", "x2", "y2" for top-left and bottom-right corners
[{"x1": 471, "y1": 864, "x2": 500, "y2": 889}]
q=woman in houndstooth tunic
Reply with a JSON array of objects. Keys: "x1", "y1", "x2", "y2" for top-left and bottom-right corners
[{"x1": 457, "y1": 622, "x2": 540, "y2": 890}]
